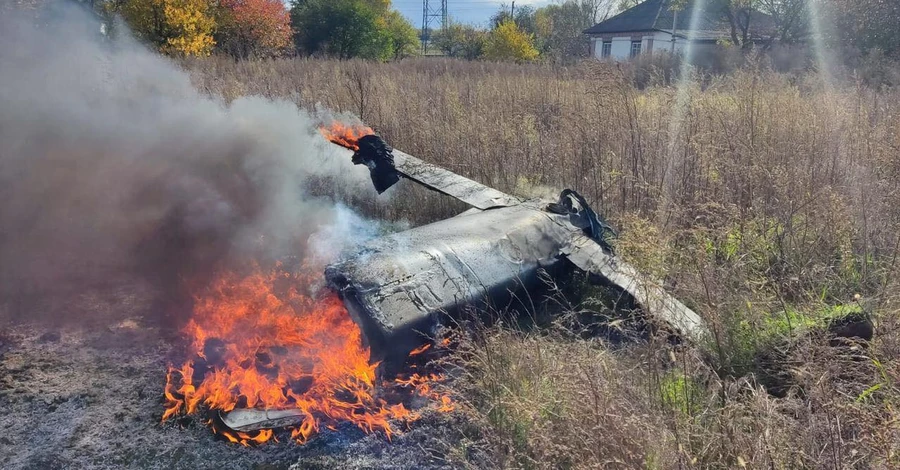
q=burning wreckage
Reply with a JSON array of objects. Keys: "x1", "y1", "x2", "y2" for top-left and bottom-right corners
[
  {"x1": 208, "y1": 124, "x2": 706, "y2": 437},
  {"x1": 326, "y1": 128, "x2": 706, "y2": 354}
]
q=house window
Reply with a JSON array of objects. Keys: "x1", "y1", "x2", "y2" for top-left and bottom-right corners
[
  {"x1": 601, "y1": 40, "x2": 612, "y2": 58},
  {"x1": 630, "y1": 40, "x2": 642, "y2": 58}
]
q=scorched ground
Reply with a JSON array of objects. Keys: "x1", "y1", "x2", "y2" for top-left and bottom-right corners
[{"x1": 0, "y1": 277, "x2": 475, "y2": 470}]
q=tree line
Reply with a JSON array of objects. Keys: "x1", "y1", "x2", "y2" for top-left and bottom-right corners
[
  {"x1": 86, "y1": 0, "x2": 900, "y2": 61},
  {"x1": 85, "y1": 0, "x2": 608, "y2": 62},
  {"x1": 92, "y1": 0, "x2": 418, "y2": 58}
]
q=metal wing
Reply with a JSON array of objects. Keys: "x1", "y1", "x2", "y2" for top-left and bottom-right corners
[
  {"x1": 390, "y1": 149, "x2": 520, "y2": 210},
  {"x1": 561, "y1": 234, "x2": 708, "y2": 342},
  {"x1": 348, "y1": 135, "x2": 520, "y2": 210}
]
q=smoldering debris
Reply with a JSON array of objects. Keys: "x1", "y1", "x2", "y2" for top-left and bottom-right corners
[{"x1": 0, "y1": 5, "x2": 374, "y2": 326}]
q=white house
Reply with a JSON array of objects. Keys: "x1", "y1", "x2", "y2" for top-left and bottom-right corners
[{"x1": 583, "y1": 0, "x2": 775, "y2": 61}]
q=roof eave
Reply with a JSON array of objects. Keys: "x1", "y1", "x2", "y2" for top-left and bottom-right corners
[{"x1": 584, "y1": 28, "x2": 661, "y2": 36}]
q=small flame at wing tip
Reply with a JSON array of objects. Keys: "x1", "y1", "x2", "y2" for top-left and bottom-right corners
[{"x1": 319, "y1": 121, "x2": 375, "y2": 151}]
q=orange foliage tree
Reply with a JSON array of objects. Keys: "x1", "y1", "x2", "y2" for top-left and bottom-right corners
[{"x1": 216, "y1": 0, "x2": 293, "y2": 58}]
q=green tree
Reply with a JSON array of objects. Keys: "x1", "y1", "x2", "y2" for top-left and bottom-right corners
[
  {"x1": 490, "y1": 5, "x2": 541, "y2": 36},
  {"x1": 431, "y1": 22, "x2": 487, "y2": 59},
  {"x1": 483, "y1": 19, "x2": 539, "y2": 62},
  {"x1": 290, "y1": 0, "x2": 414, "y2": 60},
  {"x1": 120, "y1": 0, "x2": 215, "y2": 55},
  {"x1": 381, "y1": 9, "x2": 420, "y2": 59},
  {"x1": 290, "y1": 0, "x2": 383, "y2": 59}
]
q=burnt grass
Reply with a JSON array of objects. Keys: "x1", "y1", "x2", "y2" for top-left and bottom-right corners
[{"x1": 0, "y1": 281, "x2": 484, "y2": 470}]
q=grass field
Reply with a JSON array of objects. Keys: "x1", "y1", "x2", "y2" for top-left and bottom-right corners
[{"x1": 182, "y1": 56, "x2": 900, "y2": 469}]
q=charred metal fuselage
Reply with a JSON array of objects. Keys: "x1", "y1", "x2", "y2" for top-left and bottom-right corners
[
  {"x1": 326, "y1": 201, "x2": 579, "y2": 363},
  {"x1": 323, "y1": 132, "x2": 706, "y2": 362}
]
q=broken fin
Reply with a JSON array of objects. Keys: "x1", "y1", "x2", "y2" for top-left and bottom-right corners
[{"x1": 561, "y1": 234, "x2": 707, "y2": 342}]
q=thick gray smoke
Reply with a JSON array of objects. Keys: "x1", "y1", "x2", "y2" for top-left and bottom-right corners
[{"x1": 0, "y1": 6, "x2": 376, "y2": 324}]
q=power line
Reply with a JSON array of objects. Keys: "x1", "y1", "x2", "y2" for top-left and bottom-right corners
[{"x1": 421, "y1": 0, "x2": 448, "y2": 53}]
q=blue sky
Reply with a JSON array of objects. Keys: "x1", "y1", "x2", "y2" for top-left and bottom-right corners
[{"x1": 392, "y1": 0, "x2": 553, "y2": 28}]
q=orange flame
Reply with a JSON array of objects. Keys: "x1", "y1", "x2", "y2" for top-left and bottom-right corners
[
  {"x1": 318, "y1": 121, "x2": 375, "y2": 151},
  {"x1": 162, "y1": 266, "x2": 450, "y2": 445}
]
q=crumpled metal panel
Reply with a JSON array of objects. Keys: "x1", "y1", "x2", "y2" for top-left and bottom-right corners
[{"x1": 325, "y1": 202, "x2": 577, "y2": 361}]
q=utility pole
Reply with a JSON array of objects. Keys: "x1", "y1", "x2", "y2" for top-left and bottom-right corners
[
  {"x1": 511, "y1": 1, "x2": 515, "y2": 19},
  {"x1": 422, "y1": 0, "x2": 449, "y2": 54}
]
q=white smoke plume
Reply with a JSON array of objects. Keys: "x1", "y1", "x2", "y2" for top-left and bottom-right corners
[{"x1": 0, "y1": 4, "x2": 376, "y2": 324}]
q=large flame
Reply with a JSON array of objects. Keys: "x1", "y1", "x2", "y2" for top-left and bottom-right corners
[
  {"x1": 162, "y1": 265, "x2": 447, "y2": 445},
  {"x1": 318, "y1": 122, "x2": 375, "y2": 151}
]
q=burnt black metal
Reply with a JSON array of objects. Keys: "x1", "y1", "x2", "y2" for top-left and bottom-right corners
[
  {"x1": 352, "y1": 135, "x2": 399, "y2": 194},
  {"x1": 547, "y1": 189, "x2": 617, "y2": 252},
  {"x1": 325, "y1": 201, "x2": 574, "y2": 364}
]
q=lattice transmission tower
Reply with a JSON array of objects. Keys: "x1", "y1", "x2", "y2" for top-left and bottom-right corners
[{"x1": 421, "y1": 0, "x2": 448, "y2": 53}]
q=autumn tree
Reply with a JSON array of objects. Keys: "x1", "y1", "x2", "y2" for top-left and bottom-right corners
[
  {"x1": 491, "y1": 5, "x2": 540, "y2": 36},
  {"x1": 483, "y1": 18, "x2": 539, "y2": 62},
  {"x1": 120, "y1": 0, "x2": 215, "y2": 55},
  {"x1": 215, "y1": 0, "x2": 292, "y2": 58},
  {"x1": 486, "y1": 0, "x2": 610, "y2": 62}
]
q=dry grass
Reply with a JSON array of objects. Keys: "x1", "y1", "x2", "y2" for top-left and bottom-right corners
[{"x1": 182, "y1": 56, "x2": 900, "y2": 468}]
